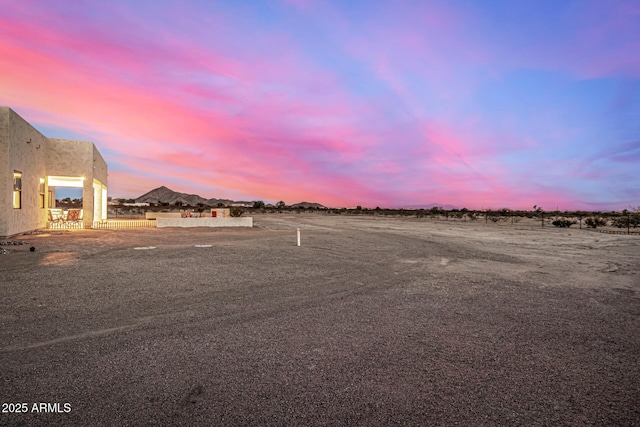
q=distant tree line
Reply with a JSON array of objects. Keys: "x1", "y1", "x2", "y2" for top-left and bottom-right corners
[
  {"x1": 242, "y1": 204, "x2": 640, "y2": 231},
  {"x1": 108, "y1": 199, "x2": 640, "y2": 231}
]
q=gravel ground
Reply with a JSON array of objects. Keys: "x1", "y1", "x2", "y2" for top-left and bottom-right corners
[{"x1": 1, "y1": 214, "x2": 638, "y2": 426}]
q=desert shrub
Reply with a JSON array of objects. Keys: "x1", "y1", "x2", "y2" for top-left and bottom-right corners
[
  {"x1": 552, "y1": 218, "x2": 577, "y2": 228},
  {"x1": 611, "y1": 217, "x2": 626, "y2": 228},
  {"x1": 229, "y1": 207, "x2": 244, "y2": 217},
  {"x1": 429, "y1": 207, "x2": 444, "y2": 216},
  {"x1": 584, "y1": 216, "x2": 607, "y2": 228},
  {"x1": 611, "y1": 213, "x2": 640, "y2": 228}
]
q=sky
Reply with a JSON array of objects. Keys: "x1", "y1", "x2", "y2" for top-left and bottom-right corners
[{"x1": 1, "y1": 0, "x2": 639, "y2": 210}]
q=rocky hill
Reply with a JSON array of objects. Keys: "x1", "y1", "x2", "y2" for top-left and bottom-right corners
[
  {"x1": 134, "y1": 186, "x2": 328, "y2": 208},
  {"x1": 289, "y1": 202, "x2": 327, "y2": 209},
  {"x1": 135, "y1": 186, "x2": 233, "y2": 206}
]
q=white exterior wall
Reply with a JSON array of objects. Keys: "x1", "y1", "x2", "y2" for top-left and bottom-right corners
[
  {"x1": 0, "y1": 108, "x2": 8, "y2": 235},
  {"x1": 156, "y1": 217, "x2": 253, "y2": 228},
  {"x1": 0, "y1": 107, "x2": 50, "y2": 237}
]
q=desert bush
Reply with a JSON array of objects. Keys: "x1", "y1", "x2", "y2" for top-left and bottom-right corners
[
  {"x1": 584, "y1": 216, "x2": 607, "y2": 228},
  {"x1": 429, "y1": 207, "x2": 444, "y2": 217},
  {"x1": 552, "y1": 218, "x2": 577, "y2": 228},
  {"x1": 611, "y1": 212, "x2": 640, "y2": 228},
  {"x1": 229, "y1": 207, "x2": 244, "y2": 217}
]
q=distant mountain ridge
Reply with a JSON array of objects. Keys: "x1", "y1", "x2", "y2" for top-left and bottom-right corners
[
  {"x1": 135, "y1": 186, "x2": 233, "y2": 206},
  {"x1": 134, "y1": 186, "x2": 450, "y2": 210},
  {"x1": 289, "y1": 202, "x2": 326, "y2": 209},
  {"x1": 135, "y1": 186, "x2": 327, "y2": 209}
]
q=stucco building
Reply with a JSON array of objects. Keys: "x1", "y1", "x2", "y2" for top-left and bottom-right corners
[{"x1": 1, "y1": 107, "x2": 108, "y2": 237}]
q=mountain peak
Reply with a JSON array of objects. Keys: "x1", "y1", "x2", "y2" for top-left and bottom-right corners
[{"x1": 135, "y1": 186, "x2": 232, "y2": 206}]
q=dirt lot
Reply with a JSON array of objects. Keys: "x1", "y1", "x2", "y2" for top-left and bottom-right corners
[{"x1": 1, "y1": 214, "x2": 639, "y2": 426}]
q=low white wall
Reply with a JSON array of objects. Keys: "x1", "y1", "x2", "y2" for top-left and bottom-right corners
[
  {"x1": 145, "y1": 212, "x2": 182, "y2": 220},
  {"x1": 156, "y1": 217, "x2": 253, "y2": 228}
]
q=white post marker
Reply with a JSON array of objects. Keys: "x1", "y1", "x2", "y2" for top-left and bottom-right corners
[{"x1": 297, "y1": 228, "x2": 301, "y2": 246}]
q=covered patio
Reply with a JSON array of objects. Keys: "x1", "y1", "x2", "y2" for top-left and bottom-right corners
[{"x1": 45, "y1": 175, "x2": 107, "y2": 229}]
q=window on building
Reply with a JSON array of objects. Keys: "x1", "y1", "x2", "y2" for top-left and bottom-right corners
[
  {"x1": 39, "y1": 178, "x2": 45, "y2": 208},
  {"x1": 13, "y1": 171, "x2": 22, "y2": 209}
]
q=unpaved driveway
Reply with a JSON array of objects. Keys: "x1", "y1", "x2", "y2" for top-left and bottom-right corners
[{"x1": 1, "y1": 214, "x2": 638, "y2": 426}]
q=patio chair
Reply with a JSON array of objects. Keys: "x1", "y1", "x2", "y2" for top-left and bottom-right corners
[
  {"x1": 48, "y1": 209, "x2": 65, "y2": 222},
  {"x1": 48, "y1": 210, "x2": 57, "y2": 223},
  {"x1": 66, "y1": 209, "x2": 82, "y2": 227},
  {"x1": 48, "y1": 209, "x2": 65, "y2": 229}
]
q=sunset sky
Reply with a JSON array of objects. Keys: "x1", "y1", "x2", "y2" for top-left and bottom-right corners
[{"x1": 1, "y1": 0, "x2": 638, "y2": 210}]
